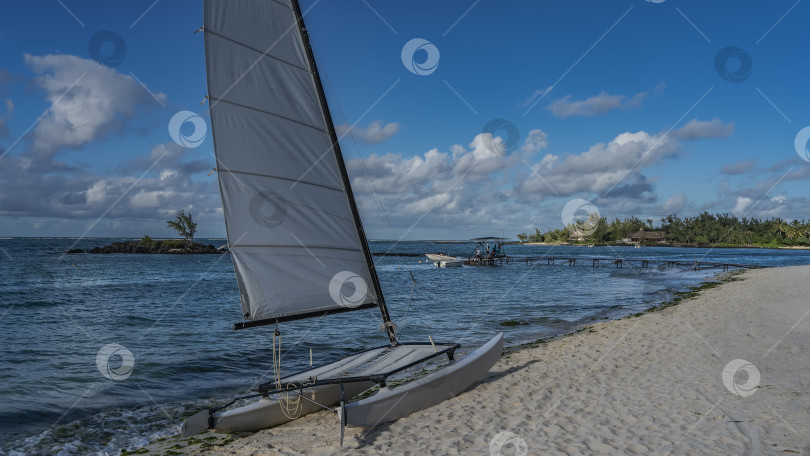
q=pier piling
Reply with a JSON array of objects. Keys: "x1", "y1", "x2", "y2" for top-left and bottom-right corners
[{"x1": 461, "y1": 255, "x2": 757, "y2": 270}]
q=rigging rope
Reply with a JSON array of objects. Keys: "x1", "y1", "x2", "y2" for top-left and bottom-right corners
[
  {"x1": 398, "y1": 271, "x2": 418, "y2": 339},
  {"x1": 428, "y1": 335, "x2": 437, "y2": 353},
  {"x1": 314, "y1": 51, "x2": 398, "y2": 245},
  {"x1": 272, "y1": 326, "x2": 317, "y2": 420},
  {"x1": 314, "y1": 50, "x2": 439, "y2": 347}
]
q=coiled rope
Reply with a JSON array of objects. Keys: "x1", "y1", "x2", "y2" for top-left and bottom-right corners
[{"x1": 272, "y1": 326, "x2": 317, "y2": 420}]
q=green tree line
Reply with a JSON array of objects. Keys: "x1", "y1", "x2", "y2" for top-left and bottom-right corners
[{"x1": 517, "y1": 213, "x2": 810, "y2": 247}]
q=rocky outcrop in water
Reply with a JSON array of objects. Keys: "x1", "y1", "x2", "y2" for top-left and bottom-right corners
[{"x1": 69, "y1": 241, "x2": 226, "y2": 254}]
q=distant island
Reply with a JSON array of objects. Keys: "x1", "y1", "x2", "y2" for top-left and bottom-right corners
[
  {"x1": 67, "y1": 237, "x2": 226, "y2": 255},
  {"x1": 518, "y1": 212, "x2": 810, "y2": 249},
  {"x1": 65, "y1": 211, "x2": 226, "y2": 254}
]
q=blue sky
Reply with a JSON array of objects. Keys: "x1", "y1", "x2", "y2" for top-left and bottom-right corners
[{"x1": 0, "y1": 0, "x2": 808, "y2": 239}]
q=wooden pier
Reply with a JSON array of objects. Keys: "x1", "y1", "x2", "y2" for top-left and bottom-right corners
[{"x1": 464, "y1": 255, "x2": 757, "y2": 271}]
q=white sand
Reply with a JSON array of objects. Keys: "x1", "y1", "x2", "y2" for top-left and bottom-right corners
[{"x1": 154, "y1": 265, "x2": 810, "y2": 455}]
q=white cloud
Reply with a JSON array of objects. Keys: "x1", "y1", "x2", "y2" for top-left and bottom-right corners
[
  {"x1": 749, "y1": 195, "x2": 788, "y2": 219},
  {"x1": 659, "y1": 193, "x2": 687, "y2": 215},
  {"x1": 731, "y1": 196, "x2": 753, "y2": 217},
  {"x1": 24, "y1": 53, "x2": 166, "y2": 158},
  {"x1": 159, "y1": 169, "x2": 178, "y2": 181},
  {"x1": 704, "y1": 170, "x2": 808, "y2": 221},
  {"x1": 401, "y1": 192, "x2": 453, "y2": 215},
  {"x1": 720, "y1": 160, "x2": 755, "y2": 175},
  {"x1": 537, "y1": 153, "x2": 558, "y2": 170},
  {"x1": 346, "y1": 127, "x2": 689, "y2": 237},
  {"x1": 518, "y1": 86, "x2": 553, "y2": 108},
  {"x1": 453, "y1": 133, "x2": 520, "y2": 177},
  {"x1": 0, "y1": 54, "x2": 800, "y2": 239},
  {"x1": 548, "y1": 91, "x2": 646, "y2": 118},
  {"x1": 520, "y1": 129, "x2": 549, "y2": 155},
  {"x1": 673, "y1": 118, "x2": 734, "y2": 140},
  {"x1": 0, "y1": 141, "x2": 219, "y2": 233},
  {"x1": 518, "y1": 131, "x2": 679, "y2": 198},
  {"x1": 130, "y1": 189, "x2": 176, "y2": 209},
  {"x1": 337, "y1": 120, "x2": 399, "y2": 145},
  {"x1": 346, "y1": 129, "x2": 539, "y2": 236}
]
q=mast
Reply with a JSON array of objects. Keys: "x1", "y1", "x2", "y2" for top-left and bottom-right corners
[{"x1": 290, "y1": 0, "x2": 397, "y2": 344}]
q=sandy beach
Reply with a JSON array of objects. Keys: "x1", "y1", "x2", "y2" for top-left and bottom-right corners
[{"x1": 152, "y1": 265, "x2": 810, "y2": 455}]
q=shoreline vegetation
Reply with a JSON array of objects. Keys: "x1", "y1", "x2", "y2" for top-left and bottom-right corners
[
  {"x1": 517, "y1": 212, "x2": 810, "y2": 249},
  {"x1": 521, "y1": 241, "x2": 810, "y2": 250},
  {"x1": 66, "y1": 211, "x2": 227, "y2": 254},
  {"x1": 140, "y1": 265, "x2": 810, "y2": 455},
  {"x1": 66, "y1": 237, "x2": 226, "y2": 255}
]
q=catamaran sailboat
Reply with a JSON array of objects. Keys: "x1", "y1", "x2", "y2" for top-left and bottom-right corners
[{"x1": 181, "y1": 0, "x2": 502, "y2": 442}]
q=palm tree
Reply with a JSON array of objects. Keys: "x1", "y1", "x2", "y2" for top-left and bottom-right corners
[
  {"x1": 778, "y1": 220, "x2": 791, "y2": 240},
  {"x1": 770, "y1": 219, "x2": 789, "y2": 241},
  {"x1": 787, "y1": 220, "x2": 803, "y2": 240},
  {"x1": 167, "y1": 210, "x2": 198, "y2": 246}
]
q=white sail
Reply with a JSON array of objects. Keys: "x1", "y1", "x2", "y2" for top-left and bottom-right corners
[{"x1": 204, "y1": 0, "x2": 379, "y2": 322}]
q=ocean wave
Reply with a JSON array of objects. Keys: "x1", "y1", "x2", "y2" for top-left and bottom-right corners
[
  {"x1": 2, "y1": 240, "x2": 801, "y2": 454},
  {"x1": 0, "y1": 401, "x2": 189, "y2": 456}
]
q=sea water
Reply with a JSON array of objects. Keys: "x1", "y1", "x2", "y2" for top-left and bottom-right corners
[{"x1": 1, "y1": 238, "x2": 808, "y2": 455}]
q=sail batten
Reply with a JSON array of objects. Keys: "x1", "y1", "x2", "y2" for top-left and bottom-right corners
[
  {"x1": 218, "y1": 169, "x2": 344, "y2": 193},
  {"x1": 203, "y1": 29, "x2": 311, "y2": 73},
  {"x1": 204, "y1": 0, "x2": 384, "y2": 324},
  {"x1": 230, "y1": 245, "x2": 364, "y2": 253},
  {"x1": 208, "y1": 96, "x2": 328, "y2": 133}
]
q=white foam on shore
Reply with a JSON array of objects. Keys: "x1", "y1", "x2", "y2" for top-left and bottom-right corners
[{"x1": 0, "y1": 402, "x2": 185, "y2": 456}]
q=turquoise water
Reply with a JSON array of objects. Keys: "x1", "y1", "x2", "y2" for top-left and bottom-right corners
[{"x1": 1, "y1": 238, "x2": 808, "y2": 455}]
